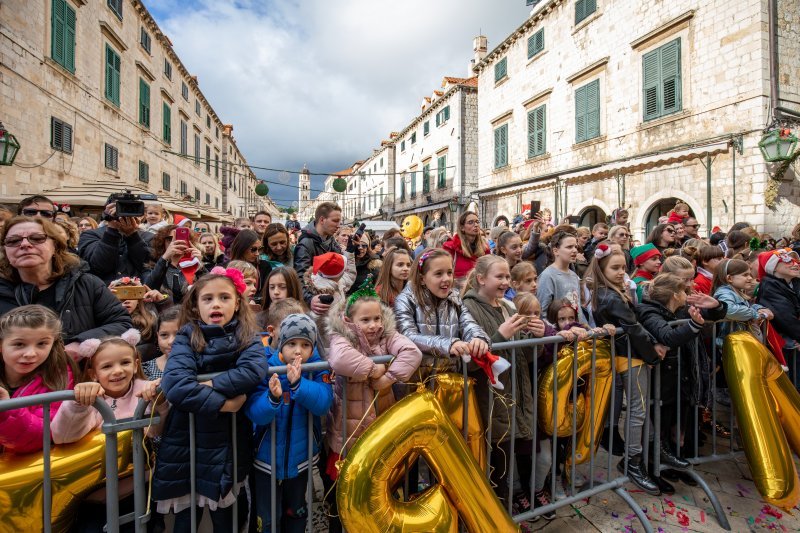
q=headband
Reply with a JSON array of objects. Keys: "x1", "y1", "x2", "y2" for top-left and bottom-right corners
[
  {"x1": 108, "y1": 276, "x2": 142, "y2": 288},
  {"x1": 346, "y1": 275, "x2": 379, "y2": 314},
  {"x1": 77, "y1": 328, "x2": 141, "y2": 361},
  {"x1": 594, "y1": 243, "x2": 612, "y2": 260},
  {"x1": 417, "y1": 250, "x2": 435, "y2": 271},
  {"x1": 209, "y1": 266, "x2": 247, "y2": 295}
]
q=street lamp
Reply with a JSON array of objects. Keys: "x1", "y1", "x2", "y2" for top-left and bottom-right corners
[
  {"x1": 0, "y1": 121, "x2": 20, "y2": 166},
  {"x1": 448, "y1": 198, "x2": 460, "y2": 232},
  {"x1": 759, "y1": 128, "x2": 798, "y2": 162}
]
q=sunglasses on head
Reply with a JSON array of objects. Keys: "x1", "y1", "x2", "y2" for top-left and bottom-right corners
[
  {"x1": 4, "y1": 233, "x2": 49, "y2": 247},
  {"x1": 22, "y1": 209, "x2": 55, "y2": 218},
  {"x1": 665, "y1": 228, "x2": 676, "y2": 234}
]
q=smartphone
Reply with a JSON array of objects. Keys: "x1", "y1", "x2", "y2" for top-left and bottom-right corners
[
  {"x1": 530, "y1": 200, "x2": 541, "y2": 215},
  {"x1": 175, "y1": 227, "x2": 191, "y2": 243},
  {"x1": 567, "y1": 215, "x2": 581, "y2": 224}
]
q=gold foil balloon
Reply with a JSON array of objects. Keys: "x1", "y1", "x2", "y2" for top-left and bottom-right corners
[
  {"x1": 400, "y1": 215, "x2": 423, "y2": 243},
  {"x1": 723, "y1": 331, "x2": 800, "y2": 510},
  {"x1": 537, "y1": 339, "x2": 613, "y2": 467},
  {"x1": 336, "y1": 388, "x2": 519, "y2": 533},
  {"x1": 0, "y1": 430, "x2": 133, "y2": 533}
]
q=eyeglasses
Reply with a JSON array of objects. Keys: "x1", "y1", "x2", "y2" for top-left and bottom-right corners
[
  {"x1": 357, "y1": 244, "x2": 369, "y2": 249},
  {"x1": 250, "y1": 246, "x2": 263, "y2": 253},
  {"x1": 617, "y1": 233, "x2": 630, "y2": 238},
  {"x1": 4, "y1": 233, "x2": 50, "y2": 247},
  {"x1": 21, "y1": 209, "x2": 55, "y2": 218},
  {"x1": 684, "y1": 224, "x2": 700, "y2": 228}
]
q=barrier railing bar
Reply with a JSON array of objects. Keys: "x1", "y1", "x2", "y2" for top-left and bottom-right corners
[
  {"x1": 189, "y1": 413, "x2": 197, "y2": 533},
  {"x1": 570, "y1": 336, "x2": 579, "y2": 495},
  {"x1": 550, "y1": 339, "x2": 559, "y2": 501},
  {"x1": 530, "y1": 344, "x2": 538, "y2": 507},
  {"x1": 589, "y1": 336, "x2": 597, "y2": 491},
  {"x1": 306, "y1": 409, "x2": 313, "y2": 533},
  {"x1": 43, "y1": 402, "x2": 52, "y2": 533},
  {"x1": 231, "y1": 413, "x2": 239, "y2": 531}
]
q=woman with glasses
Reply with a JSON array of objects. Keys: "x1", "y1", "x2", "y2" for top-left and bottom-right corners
[
  {"x1": 144, "y1": 225, "x2": 207, "y2": 303},
  {"x1": 193, "y1": 221, "x2": 212, "y2": 234},
  {"x1": 347, "y1": 231, "x2": 382, "y2": 297},
  {"x1": 608, "y1": 225, "x2": 633, "y2": 272},
  {"x1": 0, "y1": 216, "x2": 132, "y2": 349},
  {"x1": 646, "y1": 223, "x2": 677, "y2": 254},
  {"x1": 228, "y1": 229, "x2": 272, "y2": 304},
  {"x1": 442, "y1": 211, "x2": 490, "y2": 291},
  {"x1": 77, "y1": 217, "x2": 98, "y2": 233}
]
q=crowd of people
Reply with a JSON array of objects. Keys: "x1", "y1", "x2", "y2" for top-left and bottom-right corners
[{"x1": 1, "y1": 193, "x2": 800, "y2": 532}]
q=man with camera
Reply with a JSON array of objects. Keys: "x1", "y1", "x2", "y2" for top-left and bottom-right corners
[{"x1": 78, "y1": 193, "x2": 154, "y2": 284}]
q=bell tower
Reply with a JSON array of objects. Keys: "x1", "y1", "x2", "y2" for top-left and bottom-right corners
[{"x1": 298, "y1": 164, "x2": 310, "y2": 218}]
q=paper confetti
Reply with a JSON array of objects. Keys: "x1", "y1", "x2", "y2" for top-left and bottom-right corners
[{"x1": 677, "y1": 511, "x2": 690, "y2": 527}]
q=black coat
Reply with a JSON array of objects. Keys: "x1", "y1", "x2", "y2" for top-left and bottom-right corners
[
  {"x1": 77, "y1": 226, "x2": 154, "y2": 285},
  {"x1": 293, "y1": 223, "x2": 342, "y2": 304},
  {"x1": 756, "y1": 275, "x2": 800, "y2": 344},
  {"x1": 152, "y1": 321, "x2": 267, "y2": 502},
  {"x1": 0, "y1": 262, "x2": 132, "y2": 343},
  {"x1": 143, "y1": 258, "x2": 207, "y2": 305},
  {"x1": 592, "y1": 286, "x2": 660, "y2": 364},
  {"x1": 348, "y1": 254, "x2": 381, "y2": 296}
]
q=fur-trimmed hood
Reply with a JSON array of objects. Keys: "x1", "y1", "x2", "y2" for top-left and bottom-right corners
[{"x1": 326, "y1": 296, "x2": 397, "y2": 352}]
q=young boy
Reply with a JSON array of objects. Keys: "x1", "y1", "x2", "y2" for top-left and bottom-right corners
[
  {"x1": 245, "y1": 313, "x2": 333, "y2": 533},
  {"x1": 631, "y1": 243, "x2": 663, "y2": 302}
]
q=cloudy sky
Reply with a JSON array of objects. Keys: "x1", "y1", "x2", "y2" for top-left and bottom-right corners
[{"x1": 146, "y1": 0, "x2": 532, "y2": 209}]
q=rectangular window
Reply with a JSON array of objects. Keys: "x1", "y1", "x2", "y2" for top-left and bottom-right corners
[
  {"x1": 527, "y1": 28, "x2": 544, "y2": 59},
  {"x1": 194, "y1": 134, "x2": 200, "y2": 164},
  {"x1": 180, "y1": 120, "x2": 187, "y2": 155},
  {"x1": 140, "y1": 27, "x2": 151, "y2": 54},
  {"x1": 411, "y1": 132, "x2": 417, "y2": 145},
  {"x1": 575, "y1": 79, "x2": 600, "y2": 143},
  {"x1": 51, "y1": 0, "x2": 76, "y2": 73},
  {"x1": 107, "y1": 0, "x2": 122, "y2": 20},
  {"x1": 138, "y1": 78, "x2": 150, "y2": 128},
  {"x1": 400, "y1": 140, "x2": 405, "y2": 152},
  {"x1": 181, "y1": 82, "x2": 189, "y2": 101},
  {"x1": 436, "y1": 105, "x2": 451, "y2": 127},
  {"x1": 206, "y1": 115, "x2": 211, "y2": 128},
  {"x1": 215, "y1": 155, "x2": 219, "y2": 178},
  {"x1": 410, "y1": 171, "x2": 417, "y2": 197},
  {"x1": 162, "y1": 103, "x2": 171, "y2": 144},
  {"x1": 643, "y1": 38, "x2": 682, "y2": 121},
  {"x1": 195, "y1": 100, "x2": 201, "y2": 116},
  {"x1": 215, "y1": 126, "x2": 219, "y2": 139},
  {"x1": 437, "y1": 155, "x2": 447, "y2": 188},
  {"x1": 180, "y1": 180, "x2": 187, "y2": 196},
  {"x1": 215, "y1": 197, "x2": 219, "y2": 209},
  {"x1": 400, "y1": 174, "x2": 406, "y2": 201},
  {"x1": 205, "y1": 145, "x2": 211, "y2": 174},
  {"x1": 380, "y1": 157, "x2": 383, "y2": 168},
  {"x1": 527, "y1": 104, "x2": 546, "y2": 157},
  {"x1": 164, "y1": 59, "x2": 172, "y2": 80},
  {"x1": 424, "y1": 121, "x2": 430, "y2": 136},
  {"x1": 494, "y1": 124, "x2": 508, "y2": 169},
  {"x1": 194, "y1": 187, "x2": 200, "y2": 201},
  {"x1": 104, "y1": 143, "x2": 118, "y2": 170},
  {"x1": 161, "y1": 172, "x2": 170, "y2": 191},
  {"x1": 104, "y1": 44, "x2": 121, "y2": 106},
  {"x1": 495, "y1": 57, "x2": 508, "y2": 83},
  {"x1": 205, "y1": 192, "x2": 210, "y2": 205},
  {"x1": 422, "y1": 164, "x2": 431, "y2": 193},
  {"x1": 575, "y1": 0, "x2": 597, "y2": 25},
  {"x1": 138, "y1": 160, "x2": 149, "y2": 183},
  {"x1": 50, "y1": 117, "x2": 73, "y2": 153}
]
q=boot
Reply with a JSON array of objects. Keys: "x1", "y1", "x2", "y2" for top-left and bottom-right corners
[
  {"x1": 658, "y1": 441, "x2": 690, "y2": 470},
  {"x1": 653, "y1": 475, "x2": 675, "y2": 495},
  {"x1": 600, "y1": 427, "x2": 626, "y2": 456},
  {"x1": 618, "y1": 455, "x2": 661, "y2": 496}
]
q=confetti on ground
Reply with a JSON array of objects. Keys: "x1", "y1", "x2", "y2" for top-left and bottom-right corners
[
  {"x1": 763, "y1": 505, "x2": 784, "y2": 519},
  {"x1": 611, "y1": 511, "x2": 619, "y2": 518},
  {"x1": 677, "y1": 511, "x2": 690, "y2": 527}
]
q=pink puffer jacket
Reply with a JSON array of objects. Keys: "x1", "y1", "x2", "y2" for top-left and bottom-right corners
[
  {"x1": 325, "y1": 300, "x2": 422, "y2": 456},
  {"x1": 0, "y1": 365, "x2": 75, "y2": 454}
]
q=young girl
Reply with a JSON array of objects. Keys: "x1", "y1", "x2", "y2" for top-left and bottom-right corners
[
  {"x1": 713, "y1": 259, "x2": 773, "y2": 343},
  {"x1": 694, "y1": 245, "x2": 724, "y2": 294},
  {"x1": 108, "y1": 276, "x2": 167, "y2": 362},
  {"x1": 375, "y1": 248, "x2": 412, "y2": 307},
  {"x1": 537, "y1": 231, "x2": 586, "y2": 323},
  {"x1": 142, "y1": 306, "x2": 181, "y2": 384},
  {"x1": 394, "y1": 248, "x2": 491, "y2": 378},
  {"x1": 631, "y1": 243, "x2": 663, "y2": 301},
  {"x1": 226, "y1": 260, "x2": 260, "y2": 308},
  {"x1": 263, "y1": 223, "x2": 293, "y2": 267},
  {"x1": 495, "y1": 230, "x2": 523, "y2": 269},
  {"x1": 142, "y1": 204, "x2": 169, "y2": 234},
  {"x1": 151, "y1": 267, "x2": 267, "y2": 530},
  {"x1": 507, "y1": 261, "x2": 538, "y2": 301},
  {"x1": 261, "y1": 267, "x2": 305, "y2": 312},
  {"x1": 0, "y1": 305, "x2": 78, "y2": 453},
  {"x1": 660, "y1": 256, "x2": 696, "y2": 294},
  {"x1": 589, "y1": 248, "x2": 666, "y2": 496},
  {"x1": 325, "y1": 282, "x2": 422, "y2": 531}
]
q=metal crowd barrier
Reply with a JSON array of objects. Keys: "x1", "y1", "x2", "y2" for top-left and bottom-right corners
[{"x1": 0, "y1": 320, "x2": 778, "y2": 532}]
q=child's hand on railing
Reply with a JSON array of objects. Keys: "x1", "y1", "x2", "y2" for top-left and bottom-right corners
[
  {"x1": 688, "y1": 306, "x2": 705, "y2": 325},
  {"x1": 557, "y1": 329, "x2": 576, "y2": 342},
  {"x1": 220, "y1": 394, "x2": 247, "y2": 413},
  {"x1": 450, "y1": 341, "x2": 471, "y2": 358},
  {"x1": 654, "y1": 344, "x2": 668, "y2": 360},
  {"x1": 371, "y1": 375, "x2": 394, "y2": 391},
  {"x1": 467, "y1": 339, "x2": 489, "y2": 359},
  {"x1": 268, "y1": 374, "x2": 282, "y2": 399},
  {"x1": 602, "y1": 324, "x2": 617, "y2": 337},
  {"x1": 0, "y1": 387, "x2": 9, "y2": 401},
  {"x1": 570, "y1": 326, "x2": 589, "y2": 340},
  {"x1": 74, "y1": 383, "x2": 105, "y2": 407},
  {"x1": 757, "y1": 308, "x2": 774, "y2": 320},
  {"x1": 137, "y1": 379, "x2": 161, "y2": 403}
]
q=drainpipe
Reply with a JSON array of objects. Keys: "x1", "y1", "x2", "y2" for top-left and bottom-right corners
[{"x1": 706, "y1": 154, "x2": 712, "y2": 238}]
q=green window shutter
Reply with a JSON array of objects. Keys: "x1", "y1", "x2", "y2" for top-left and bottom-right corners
[
  {"x1": 162, "y1": 103, "x2": 171, "y2": 143},
  {"x1": 105, "y1": 45, "x2": 120, "y2": 106},
  {"x1": 661, "y1": 39, "x2": 682, "y2": 115},
  {"x1": 444, "y1": 105, "x2": 450, "y2": 121},
  {"x1": 64, "y1": 3, "x2": 76, "y2": 72},
  {"x1": 139, "y1": 79, "x2": 150, "y2": 128},
  {"x1": 400, "y1": 176, "x2": 406, "y2": 200},
  {"x1": 436, "y1": 111, "x2": 441, "y2": 127},
  {"x1": 527, "y1": 28, "x2": 544, "y2": 59},
  {"x1": 494, "y1": 124, "x2": 508, "y2": 168},
  {"x1": 643, "y1": 48, "x2": 661, "y2": 120},
  {"x1": 575, "y1": 80, "x2": 599, "y2": 142},
  {"x1": 528, "y1": 105, "x2": 546, "y2": 157},
  {"x1": 424, "y1": 121, "x2": 430, "y2": 135},
  {"x1": 423, "y1": 164, "x2": 430, "y2": 193},
  {"x1": 51, "y1": 0, "x2": 76, "y2": 72},
  {"x1": 411, "y1": 171, "x2": 417, "y2": 197},
  {"x1": 576, "y1": 0, "x2": 596, "y2": 24},
  {"x1": 437, "y1": 155, "x2": 446, "y2": 188},
  {"x1": 495, "y1": 57, "x2": 507, "y2": 82}
]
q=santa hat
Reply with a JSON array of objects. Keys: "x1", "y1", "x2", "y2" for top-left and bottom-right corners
[
  {"x1": 631, "y1": 243, "x2": 661, "y2": 266},
  {"x1": 758, "y1": 249, "x2": 800, "y2": 280},
  {"x1": 179, "y1": 253, "x2": 201, "y2": 284},
  {"x1": 313, "y1": 252, "x2": 346, "y2": 278},
  {"x1": 667, "y1": 212, "x2": 685, "y2": 224},
  {"x1": 173, "y1": 214, "x2": 192, "y2": 227},
  {"x1": 463, "y1": 352, "x2": 511, "y2": 390}
]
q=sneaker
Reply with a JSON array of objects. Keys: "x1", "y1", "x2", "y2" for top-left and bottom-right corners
[
  {"x1": 564, "y1": 468, "x2": 587, "y2": 490},
  {"x1": 715, "y1": 388, "x2": 731, "y2": 407},
  {"x1": 533, "y1": 489, "x2": 557, "y2": 520},
  {"x1": 512, "y1": 493, "x2": 535, "y2": 520}
]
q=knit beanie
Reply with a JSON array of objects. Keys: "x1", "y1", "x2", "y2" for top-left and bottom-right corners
[
  {"x1": 631, "y1": 243, "x2": 661, "y2": 266},
  {"x1": 278, "y1": 313, "x2": 317, "y2": 354}
]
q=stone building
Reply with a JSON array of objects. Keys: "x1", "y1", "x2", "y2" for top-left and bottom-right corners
[
  {"x1": 474, "y1": 0, "x2": 800, "y2": 240},
  {"x1": 0, "y1": 0, "x2": 270, "y2": 220},
  {"x1": 349, "y1": 140, "x2": 394, "y2": 222}
]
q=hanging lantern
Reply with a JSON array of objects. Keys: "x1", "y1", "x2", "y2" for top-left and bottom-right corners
[
  {"x1": 759, "y1": 128, "x2": 798, "y2": 162},
  {"x1": 0, "y1": 121, "x2": 21, "y2": 166},
  {"x1": 255, "y1": 183, "x2": 269, "y2": 196},
  {"x1": 333, "y1": 177, "x2": 347, "y2": 193}
]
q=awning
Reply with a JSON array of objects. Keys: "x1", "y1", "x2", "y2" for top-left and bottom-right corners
[
  {"x1": 562, "y1": 141, "x2": 731, "y2": 185},
  {"x1": 394, "y1": 200, "x2": 450, "y2": 216}
]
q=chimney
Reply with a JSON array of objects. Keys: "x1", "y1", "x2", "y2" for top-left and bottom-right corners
[{"x1": 470, "y1": 35, "x2": 488, "y2": 74}]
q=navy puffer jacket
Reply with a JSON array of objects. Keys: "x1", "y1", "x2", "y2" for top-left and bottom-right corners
[{"x1": 152, "y1": 320, "x2": 267, "y2": 502}]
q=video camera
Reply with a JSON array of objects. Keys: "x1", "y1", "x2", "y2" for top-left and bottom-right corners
[{"x1": 102, "y1": 190, "x2": 158, "y2": 221}]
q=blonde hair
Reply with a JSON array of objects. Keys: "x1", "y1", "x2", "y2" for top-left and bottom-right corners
[
  {"x1": 227, "y1": 260, "x2": 259, "y2": 281},
  {"x1": 513, "y1": 292, "x2": 540, "y2": 316},
  {"x1": 463, "y1": 255, "x2": 508, "y2": 293},
  {"x1": 510, "y1": 261, "x2": 536, "y2": 283},
  {"x1": 647, "y1": 273, "x2": 688, "y2": 305},
  {"x1": 661, "y1": 256, "x2": 693, "y2": 274},
  {"x1": 455, "y1": 211, "x2": 489, "y2": 259},
  {"x1": 429, "y1": 227, "x2": 450, "y2": 249},
  {"x1": 576, "y1": 227, "x2": 591, "y2": 239}
]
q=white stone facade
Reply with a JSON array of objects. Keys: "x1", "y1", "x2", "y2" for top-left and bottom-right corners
[
  {"x1": 475, "y1": 0, "x2": 800, "y2": 239},
  {"x1": 345, "y1": 143, "x2": 393, "y2": 222}
]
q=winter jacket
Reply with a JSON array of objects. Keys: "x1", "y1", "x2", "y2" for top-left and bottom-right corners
[
  {"x1": 592, "y1": 286, "x2": 659, "y2": 365},
  {"x1": 246, "y1": 351, "x2": 332, "y2": 480},
  {"x1": 51, "y1": 378, "x2": 167, "y2": 444},
  {"x1": 152, "y1": 320, "x2": 267, "y2": 502},
  {"x1": 77, "y1": 226, "x2": 154, "y2": 284},
  {"x1": 0, "y1": 366, "x2": 75, "y2": 454},
  {"x1": 325, "y1": 301, "x2": 422, "y2": 455},
  {"x1": 637, "y1": 299, "x2": 726, "y2": 405},
  {"x1": 394, "y1": 284, "x2": 491, "y2": 375},
  {"x1": 756, "y1": 275, "x2": 800, "y2": 346},
  {"x1": 293, "y1": 223, "x2": 342, "y2": 304},
  {"x1": 202, "y1": 253, "x2": 226, "y2": 273},
  {"x1": 0, "y1": 262, "x2": 132, "y2": 343},
  {"x1": 349, "y1": 254, "x2": 382, "y2": 296},
  {"x1": 144, "y1": 257, "x2": 207, "y2": 304},
  {"x1": 462, "y1": 290, "x2": 535, "y2": 443},
  {"x1": 442, "y1": 235, "x2": 490, "y2": 280},
  {"x1": 521, "y1": 231, "x2": 550, "y2": 274},
  {"x1": 713, "y1": 285, "x2": 765, "y2": 344},
  {"x1": 693, "y1": 269, "x2": 713, "y2": 295}
]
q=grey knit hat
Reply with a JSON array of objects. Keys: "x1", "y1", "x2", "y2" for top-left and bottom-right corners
[{"x1": 278, "y1": 313, "x2": 317, "y2": 353}]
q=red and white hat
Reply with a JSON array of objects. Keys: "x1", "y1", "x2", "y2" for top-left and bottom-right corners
[
  {"x1": 313, "y1": 252, "x2": 346, "y2": 279},
  {"x1": 173, "y1": 213, "x2": 192, "y2": 227},
  {"x1": 758, "y1": 248, "x2": 800, "y2": 280}
]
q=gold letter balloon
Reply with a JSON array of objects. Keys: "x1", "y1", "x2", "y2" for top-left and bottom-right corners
[
  {"x1": 336, "y1": 383, "x2": 519, "y2": 533},
  {"x1": 723, "y1": 331, "x2": 800, "y2": 510},
  {"x1": 0, "y1": 431, "x2": 133, "y2": 533},
  {"x1": 537, "y1": 339, "x2": 613, "y2": 470}
]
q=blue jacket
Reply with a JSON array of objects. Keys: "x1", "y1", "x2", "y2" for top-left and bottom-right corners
[
  {"x1": 152, "y1": 320, "x2": 267, "y2": 502},
  {"x1": 245, "y1": 350, "x2": 332, "y2": 480},
  {"x1": 713, "y1": 285, "x2": 765, "y2": 345}
]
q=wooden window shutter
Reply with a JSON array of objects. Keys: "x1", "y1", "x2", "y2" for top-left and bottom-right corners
[
  {"x1": 661, "y1": 39, "x2": 681, "y2": 114},
  {"x1": 643, "y1": 48, "x2": 661, "y2": 121},
  {"x1": 139, "y1": 79, "x2": 150, "y2": 128},
  {"x1": 51, "y1": 0, "x2": 66, "y2": 67},
  {"x1": 163, "y1": 103, "x2": 171, "y2": 143},
  {"x1": 585, "y1": 80, "x2": 600, "y2": 139},
  {"x1": 528, "y1": 105, "x2": 546, "y2": 157}
]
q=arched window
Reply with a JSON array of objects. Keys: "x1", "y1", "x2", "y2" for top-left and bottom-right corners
[
  {"x1": 644, "y1": 197, "x2": 693, "y2": 236},
  {"x1": 578, "y1": 206, "x2": 607, "y2": 228}
]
